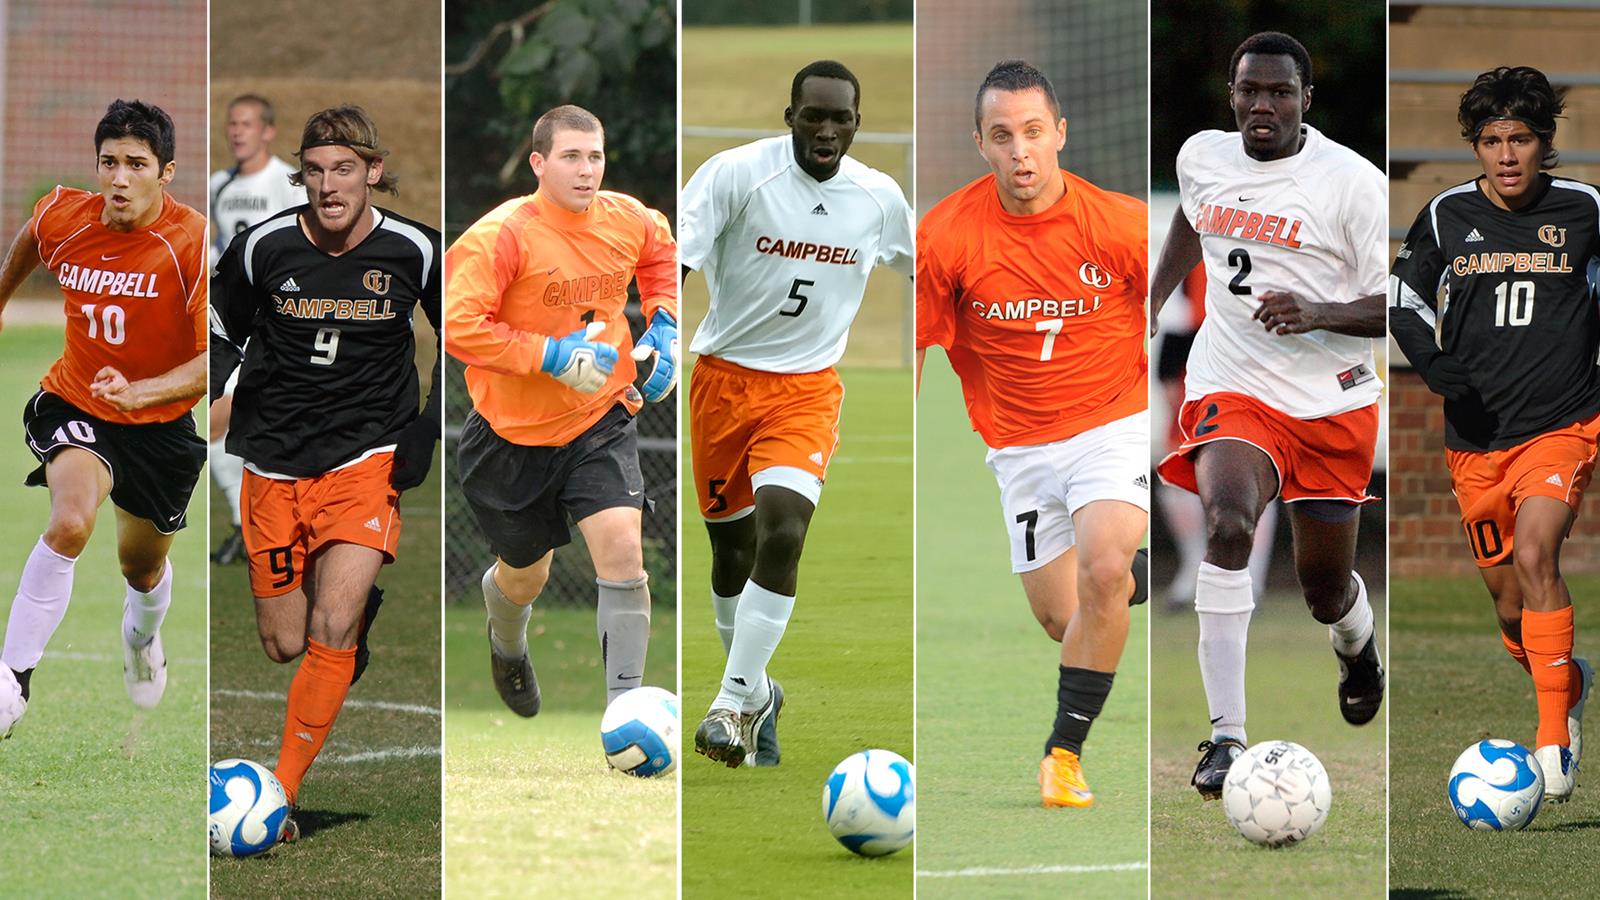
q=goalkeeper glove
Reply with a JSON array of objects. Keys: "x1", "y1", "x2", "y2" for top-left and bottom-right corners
[
  {"x1": 389, "y1": 414, "x2": 439, "y2": 491},
  {"x1": 629, "y1": 310, "x2": 679, "y2": 403},
  {"x1": 541, "y1": 322, "x2": 618, "y2": 394}
]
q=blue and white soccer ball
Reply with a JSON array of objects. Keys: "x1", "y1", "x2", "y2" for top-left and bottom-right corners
[
  {"x1": 0, "y1": 665, "x2": 25, "y2": 739},
  {"x1": 822, "y1": 748, "x2": 915, "y2": 857},
  {"x1": 1448, "y1": 739, "x2": 1545, "y2": 831},
  {"x1": 601, "y1": 686, "x2": 679, "y2": 778},
  {"x1": 1222, "y1": 740, "x2": 1333, "y2": 847},
  {"x1": 208, "y1": 759, "x2": 290, "y2": 857}
]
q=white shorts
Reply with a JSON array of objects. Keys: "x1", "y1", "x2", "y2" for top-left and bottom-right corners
[{"x1": 985, "y1": 410, "x2": 1150, "y2": 573}]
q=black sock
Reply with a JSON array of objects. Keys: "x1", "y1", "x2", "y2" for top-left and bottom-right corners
[
  {"x1": 13, "y1": 667, "x2": 32, "y2": 702},
  {"x1": 1046, "y1": 666, "x2": 1116, "y2": 757},
  {"x1": 1129, "y1": 547, "x2": 1149, "y2": 606}
]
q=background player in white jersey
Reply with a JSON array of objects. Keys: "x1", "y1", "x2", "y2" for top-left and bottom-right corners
[
  {"x1": 680, "y1": 59, "x2": 914, "y2": 767},
  {"x1": 207, "y1": 94, "x2": 303, "y2": 565},
  {"x1": 1149, "y1": 31, "x2": 1388, "y2": 798}
]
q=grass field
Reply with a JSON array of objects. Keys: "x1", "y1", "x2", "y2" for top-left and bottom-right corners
[
  {"x1": 1390, "y1": 575, "x2": 1600, "y2": 897},
  {"x1": 680, "y1": 363, "x2": 914, "y2": 896},
  {"x1": 443, "y1": 600, "x2": 679, "y2": 897},
  {"x1": 208, "y1": 454, "x2": 442, "y2": 898},
  {"x1": 0, "y1": 326, "x2": 208, "y2": 897},
  {"x1": 1151, "y1": 591, "x2": 1388, "y2": 896},
  {"x1": 915, "y1": 358, "x2": 1149, "y2": 898}
]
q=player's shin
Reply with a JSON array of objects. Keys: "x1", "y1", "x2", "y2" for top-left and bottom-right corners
[
  {"x1": 274, "y1": 639, "x2": 356, "y2": 805},
  {"x1": 597, "y1": 575, "x2": 650, "y2": 703},
  {"x1": 123, "y1": 559, "x2": 173, "y2": 648},
  {"x1": 1523, "y1": 605, "x2": 1578, "y2": 748},
  {"x1": 711, "y1": 581, "x2": 793, "y2": 714},
  {"x1": 0, "y1": 537, "x2": 77, "y2": 675},
  {"x1": 483, "y1": 565, "x2": 532, "y2": 657},
  {"x1": 1196, "y1": 562, "x2": 1253, "y2": 742},
  {"x1": 1328, "y1": 571, "x2": 1374, "y2": 656},
  {"x1": 1047, "y1": 666, "x2": 1116, "y2": 756}
]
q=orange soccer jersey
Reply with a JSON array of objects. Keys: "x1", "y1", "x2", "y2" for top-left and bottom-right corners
[
  {"x1": 445, "y1": 189, "x2": 678, "y2": 447},
  {"x1": 917, "y1": 171, "x2": 1148, "y2": 449},
  {"x1": 33, "y1": 186, "x2": 206, "y2": 424}
]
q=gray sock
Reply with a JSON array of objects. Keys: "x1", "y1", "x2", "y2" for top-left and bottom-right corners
[
  {"x1": 597, "y1": 574, "x2": 651, "y2": 702},
  {"x1": 483, "y1": 565, "x2": 531, "y2": 657}
]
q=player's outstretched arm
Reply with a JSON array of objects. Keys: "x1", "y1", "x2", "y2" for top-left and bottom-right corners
[
  {"x1": 92, "y1": 350, "x2": 206, "y2": 412},
  {"x1": 0, "y1": 222, "x2": 42, "y2": 325},
  {"x1": 1253, "y1": 291, "x2": 1386, "y2": 338},
  {"x1": 1149, "y1": 206, "x2": 1201, "y2": 335}
]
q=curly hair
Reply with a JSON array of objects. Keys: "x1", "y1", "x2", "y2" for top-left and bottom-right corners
[{"x1": 1458, "y1": 66, "x2": 1566, "y2": 169}]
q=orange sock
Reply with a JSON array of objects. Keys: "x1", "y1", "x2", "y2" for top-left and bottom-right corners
[
  {"x1": 1521, "y1": 606, "x2": 1577, "y2": 748},
  {"x1": 274, "y1": 639, "x2": 356, "y2": 805},
  {"x1": 1501, "y1": 629, "x2": 1532, "y2": 674}
]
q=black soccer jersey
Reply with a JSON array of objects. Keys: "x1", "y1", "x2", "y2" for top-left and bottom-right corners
[
  {"x1": 1390, "y1": 174, "x2": 1600, "y2": 451},
  {"x1": 210, "y1": 204, "x2": 442, "y2": 477}
]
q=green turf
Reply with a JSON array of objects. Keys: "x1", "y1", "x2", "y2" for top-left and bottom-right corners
[
  {"x1": 0, "y1": 325, "x2": 207, "y2": 897},
  {"x1": 680, "y1": 364, "x2": 914, "y2": 897},
  {"x1": 1150, "y1": 595, "x2": 1387, "y2": 897},
  {"x1": 915, "y1": 357, "x2": 1149, "y2": 898},
  {"x1": 208, "y1": 452, "x2": 442, "y2": 898},
  {"x1": 442, "y1": 601, "x2": 678, "y2": 897},
  {"x1": 1390, "y1": 574, "x2": 1600, "y2": 897}
]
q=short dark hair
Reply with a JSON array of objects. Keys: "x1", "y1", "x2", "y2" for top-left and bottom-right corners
[
  {"x1": 290, "y1": 104, "x2": 398, "y2": 194},
  {"x1": 94, "y1": 100, "x2": 175, "y2": 169},
  {"x1": 1229, "y1": 32, "x2": 1313, "y2": 87},
  {"x1": 790, "y1": 60, "x2": 860, "y2": 111},
  {"x1": 1458, "y1": 66, "x2": 1566, "y2": 168},
  {"x1": 228, "y1": 94, "x2": 277, "y2": 127},
  {"x1": 531, "y1": 105, "x2": 603, "y2": 158},
  {"x1": 974, "y1": 60, "x2": 1060, "y2": 131}
]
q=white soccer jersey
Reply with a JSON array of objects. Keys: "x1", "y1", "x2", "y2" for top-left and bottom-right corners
[
  {"x1": 681, "y1": 136, "x2": 914, "y2": 373},
  {"x1": 208, "y1": 156, "x2": 302, "y2": 267},
  {"x1": 1177, "y1": 125, "x2": 1386, "y2": 418}
]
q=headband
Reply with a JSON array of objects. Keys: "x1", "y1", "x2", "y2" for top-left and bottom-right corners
[
  {"x1": 297, "y1": 138, "x2": 376, "y2": 153},
  {"x1": 1470, "y1": 115, "x2": 1551, "y2": 140}
]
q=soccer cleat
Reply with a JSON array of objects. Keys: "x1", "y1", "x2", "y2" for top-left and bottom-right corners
[
  {"x1": 1192, "y1": 738, "x2": 1245, "y2": 800},
  {"x1": 487, "y1": 625, "x2": 541, "y2": 717},
  {"x1": 0, "y1": 667, "x2": 26, "y2": 739},
  {"x1": 747, "y1": 677, "x2": 784, "y2": 767},
  {"x1": 1536, "y1": 744, "x2": 1576, "y2": 802},
  {"x1": 694, "y1": 708, "x2": 746, "y2": 768},
  {"x1": 280, "y1": 809, "x2": 300, "y2": 844},
  {"x1": 1334, "y1": 634, "x2": 1384, "y2": 726},
  {"x1": 1039, "y1": 747, "x2": 1094, "y2": 808},
  {"x1": 1129, "y1": 547, "x2": 1149, "y2": 606},
  {"x1": 1569, "y1": 656, "x2": 1593, "y2": 770},
  {"x1": 351, "y1": 585, "x2": 385, "y2": 685},
  {"x1": 210, "y1": 526, "x2": 246, "y2": 565},
  {"x1": 123, "y1": 622, "x2": 167, "y2": 709}
]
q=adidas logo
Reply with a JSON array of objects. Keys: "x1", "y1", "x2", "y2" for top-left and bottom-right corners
[
  {"x1": 363, "y1": 516, "x2": 382, "y2": 532},
  {"x1": 279, "y1": 276, "x2": 301, "y2": 291},
  {"x1": 811, "y1": 203, "x2": 828, "y2": 216},
  {"x1": 731, "y1": 676, "x2": 747, "y2": 686},
  {"x1": 1134, "y1": 473, "x2": 1149, "y2": 490},
  {"x1": 295, "y1": 731, "x2": 313, "y2": 743},
  {"x1": 1465, "y1": 228, "x2": 1485, "y2": 243},
  {"x1": 1547, "y1": 473, "x2": 1564, "y2": 487},
  {"x1": 809, "y1": 451, "x2": 824, "y2": 465}
]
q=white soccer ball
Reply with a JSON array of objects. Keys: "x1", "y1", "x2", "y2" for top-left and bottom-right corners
[
  {"x1": 1221, "y1": 740, "x2": 1333, "y2": 847},
  {"x1": 1448, "y1": 739, "x2": 1545, "y2": 831},
  {"x1": 822, "y1": 748, "x2": 915, "y2": 857},
  {"x1": 208, "y1": 759, "x2": 290, "y2": 857},
  {"x1": 600, "y1": 686, "x2": 679, "y2": 778},
  {"x1": 0, "y1": 666, "x2": 25, "y2": 739}
]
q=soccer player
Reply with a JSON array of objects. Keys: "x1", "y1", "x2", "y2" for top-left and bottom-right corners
[
  {"x1": 1149, "y1": 31, "x2": 1388, "y2": 799},
  {"x1": 1391, "y1": 65, "x2": 1596, "y2": 801},
  {"x1": 445, "y1": 104, "x2": 677, "y2": 716},
  {"x1": 210, "y1": 105, "x2": 442, "y2": 822},
  {"x1": 918, "y1": 60, "x2": 1149, "y2": 807},
  {"x1": 681, "y1": 60, "x2": 913, "y2": 768},
  {"x1": 208, "y1": 94, "x2": 304, "y2": 565},
  {"x1": 0, "y1": 100, "x2": 207, "y2": 737}
]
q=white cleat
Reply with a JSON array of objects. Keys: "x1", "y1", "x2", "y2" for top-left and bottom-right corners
[
  {"x1": 1535, "y1": 744, "x2": 1576, "y2": 803},
  {"x1": 1569, "y1": 656, "x2": 1593, "y2": 770},
  {"x1": 123, "y1": 626, "x2": 167, "y2": 709},
  {"x1": 0, "y1": 666, "x2": 25, "y2": 739}
]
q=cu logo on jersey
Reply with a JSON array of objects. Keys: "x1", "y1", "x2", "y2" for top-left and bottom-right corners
[
  {"x1": 1077, "y1": 262, "x2": 1113, "y2": 290},
  {"x1": 362, "y1": 269, "x2": 392, "y2": 294},
  {"x1": 1538, "y1": 225, "x2": 1567, "y2": 248}
]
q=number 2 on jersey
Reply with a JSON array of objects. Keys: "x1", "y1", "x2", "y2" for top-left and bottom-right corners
[{"x1": 1227, "y1": 248, "x2": 1252, "y2": 296}]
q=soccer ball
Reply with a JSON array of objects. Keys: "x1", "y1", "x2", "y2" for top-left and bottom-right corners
[
  {"x1": 1448, "y1": 739, "x2": 1544, "y2": 831},
  {"x1": 209, "y1": 759, "x2": 290, "y2": 857},
  {"x1": 822, "y1": 748, "x2": 915, "y2": 857},
  {"x1": 0, "y1": 666, "x2": 24, "y2": 739},
  {"x1": 600, "y1": 686, "x2": 679, "y2": 778},
  {"x1": 1221, "y1": 740, "x2": 1332, "y2": 847}
]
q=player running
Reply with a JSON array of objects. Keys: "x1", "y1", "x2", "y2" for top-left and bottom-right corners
[
  {"x1": 445, "y1": 104, "x2": 677, "y2": 716},
  {"x1": 682, "y1": 60, "x2": 913, "y2": 768},
  {"x1": 1391, "y1": 65, "x2": 1596, "y2": 802},
  {"x1": 209, "y1": 105, "x2": 442, "y2": 824},
  {"x1": 918, "y1": 60, "x2": 1149, "y2": 807},
  {"x1": 0, "y1": 100, "x2": 207, "y2": 737},
  {"x1": 208, "y1": 94, "x2": 304, "y2": 565},
  {"x1": 1149, "y1": 31, "x2": 1388, "y2": 799}
]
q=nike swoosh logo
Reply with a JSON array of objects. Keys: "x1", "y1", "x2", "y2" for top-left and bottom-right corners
[
  {"x1": 1068, "y1": 712, "x2": 1090, "y2": 721},
  {"x1": 1210, "y1": 716, "x2": 1223, "y2": 724},
  {"x1": 100, "y1": 254, "x2": 121, "y2": 261},
  {"x1": 617, "y1": 673, "x2": 641, "y2": 681},
  {"x1": 1237, "y1": 195, "x2": 1254, "y2": 202},
  {"x1": 628, "y1": 490, "x2": 642, "y2": 496}
]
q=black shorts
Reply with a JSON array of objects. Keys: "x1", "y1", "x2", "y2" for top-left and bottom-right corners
[
  {"x1": 23, "y1": 390, "x2": 206, "y2": 534},
  {"x1": 457, "y1": 404, "x2": 647, "y2": 567}
]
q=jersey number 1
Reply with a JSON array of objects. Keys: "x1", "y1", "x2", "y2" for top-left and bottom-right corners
[
  {"x1": 81, "y1": 304, "x2": 126, "y2": 345},
  {"x1": 1493, "y1": 281, "x2": 1534, "y2": 327}
]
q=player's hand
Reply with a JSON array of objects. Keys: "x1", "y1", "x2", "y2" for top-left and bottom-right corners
[
  {"x1": 540, "y1": 322, "x2": 618, "y2": 394},
  {"x1": 1421, "y1": 353, "x2": 1476, "y2": 403},
  {"x1": 1252, "y1": 290, "x2": 1320, "y2": 335},
  {"x1": 629, "y1": 309, "x2": 679, "y2": 403},
  {"x1": 389, "y1": 414, "x2": 440, "y2": 491},
  {"x1": 90, "y1": 366, "x2": 143, "y2": 411}
]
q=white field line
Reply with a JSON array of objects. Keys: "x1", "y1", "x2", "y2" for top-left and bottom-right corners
[
  {"x1": 212, "y1": 688, "x2": 439, "y2": 717},
  {"x1": 228, "y1": 737, "x2": 441, "y2": 765},
  {"x1": 917, "y1": 862, "x2": 1148, "y2": 879}
]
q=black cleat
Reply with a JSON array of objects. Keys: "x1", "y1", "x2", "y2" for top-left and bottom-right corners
[
  {"x1": 748, "y1": 678, "x2": 784, "y2": 767},
  {"x1": 1192, "y1": 738, "x2": 1245, "y2": 800},
  {"x1": 210, "y1": 526, "x2": 246, "y2": 565},
  {"x1": 14, "y1": 666, "x2": 32, "y2": 702},
  {"x1": 351, "y1": 585, "x2": 384, "y2": 685},
  {"x1": 1335, "y1": 634, "x2": 1385, "y2": 726},
  {"x1": 488, "y1": 625, "x2": 541, "y2": 717},
  {"x1": 694, "y1": 708, "x2": 746, "y2": 768},
  {"x1": 1129, "y1": 548, "x2": 1149, "y2": 606}
]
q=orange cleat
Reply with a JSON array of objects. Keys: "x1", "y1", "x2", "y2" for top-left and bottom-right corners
[{"x1": 1039, "y1": 747, "x2": 1094, "y2": 808}]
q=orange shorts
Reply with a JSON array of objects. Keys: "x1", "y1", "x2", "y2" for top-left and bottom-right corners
[
  {"x1": 1157, "y1": 392, "x2": 1378, "y2": 503},
  {"x1": 1447, "y1": 413, "x2": 1600, "y2": 567},
  {"x1": 689, "y1": 355, "x2": 843, "y2": 520},
  {"x1": 240, "y1": 452, "x2": 402, "y2": 598}
]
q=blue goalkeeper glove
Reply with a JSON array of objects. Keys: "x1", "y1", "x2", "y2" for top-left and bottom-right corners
[
  {"x1": 541, "y1": 322, "x2": 618, "y2": 394},
  {"x1": 629, "y1": 310, "x2": 679, "y2": 403}
]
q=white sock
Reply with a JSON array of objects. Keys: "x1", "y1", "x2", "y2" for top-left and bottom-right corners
[
  {"x1": 713, "y1": 590, "x2": 739, "y2": 655},
  {"x1": 1329, "y1": 571, "x2": 1374, "y2": 657},
  {"x1": 1196, "y1": 561, "x2": 1253, "y2": 744},
  {"x1": 711, "y1": 581, "x2": 792, "y2": 714},
  {"x1": 0, "y1": 537, "x2": 78, "y2": 672},
  {"x1": 123, "y1": 559, "x2": 173, "y2": 648},
  {"x1": 483, "y1": 565, "x2": 531, "y2": 657},
  {"x1": 210, "y1": 438, "x2": 245, "y2": 527}
]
